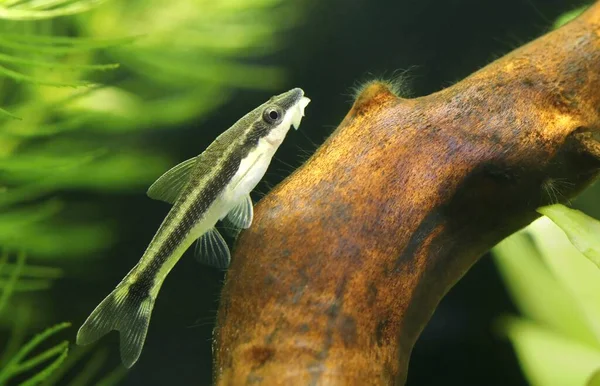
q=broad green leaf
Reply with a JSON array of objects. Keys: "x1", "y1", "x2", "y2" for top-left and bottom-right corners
[
  {"x1": 528, "y1": 217, "x2": 600, "y2": 345},
  {"x1": 538, "y1": 204, "x2": 600, "y2": 269},
  {"x1": 501, "y1": 317, "x2": 600, "y2": 386},
  {"x1": 493, "y1": 230, "x2": 597, "y2": 345}
]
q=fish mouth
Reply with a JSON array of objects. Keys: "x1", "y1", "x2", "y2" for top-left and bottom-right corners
[{"x1": 291, "y1": 96, "x2": 311, "y2": 130}]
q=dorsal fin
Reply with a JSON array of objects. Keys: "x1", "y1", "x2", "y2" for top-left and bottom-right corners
[{"x1": 147, "y1": 157, "x2": 197, "y2": 204}]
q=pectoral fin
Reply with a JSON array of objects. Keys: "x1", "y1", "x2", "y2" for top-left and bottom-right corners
[
  {"x1": 194, "y1": 228, "x2": 231, "y2": 269},
  {"x1": 147, "y1": 157, "x2": 197, "y2": 204},
  {"x1": 222, "y1": 194, "x2": 253, "y2": 229}
]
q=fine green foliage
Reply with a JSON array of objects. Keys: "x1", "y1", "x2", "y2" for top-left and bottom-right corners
[
  {"x1": 0, "y1": 26, "x2": 131, "y2": 119},
  {"x1": 0, "y1": 14, "x2": 151, "y2": 259},
  {"x1": 0, "y1": 322, "x2": 70, "y2": 385},
  {"x1": 0, "y1": 0, "x2": 304, "y2": 260},
  {"x1": 0, "y1": 0, "x2": 306, "y2": 383},
  {"x1": 0, "y1": 251, "x2": 125, "y2": 385},
  {"x1": 493, "y1": 211, "x2": 600, "y2": 386},
  {"x1": 0, "y1": 252, "x2": 69, "y2": 385},
  {"x1": 70, "y1": 0, "x2": 300, "y2": 130}
]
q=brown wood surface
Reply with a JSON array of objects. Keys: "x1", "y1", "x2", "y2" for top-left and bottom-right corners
[{"x1": 214, "y1": 3, "x2": 600, "y2": 385}]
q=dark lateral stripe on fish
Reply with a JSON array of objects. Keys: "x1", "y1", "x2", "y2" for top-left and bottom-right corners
[
  {"x1": 127, "y1": 276, "x2": 155, "y2": 300},
  {"x1": 127, "y1": 152, "x2": 243, "y2": 299}
]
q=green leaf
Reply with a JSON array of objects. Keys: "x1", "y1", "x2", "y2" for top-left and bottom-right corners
[
  {"x1": 527, "y1": 217, "x2": 600, "y2": 346},
  {"x1": 538, "y1": 204, "x2": 600, "y2": 269},
  {"x1": 500, "y1": 317, "x2": 600, "y2": 386},
  {"x1": 492, "y1": 230, "x2": 598, "y2": 345}
]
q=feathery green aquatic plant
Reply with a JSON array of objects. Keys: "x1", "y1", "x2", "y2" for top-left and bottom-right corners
[
  {"x1": 0, "y1": 0, "x2": 306, "y2": 383},
  {"x1": 0, "y1": 0, "x2": 305, "y2": 260},
  {"x1": 0, "y1": 251, "x2": 126, "y2": 385}
]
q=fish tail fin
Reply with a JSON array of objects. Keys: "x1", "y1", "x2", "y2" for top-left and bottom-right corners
[{"x1": 76, "y1": 280, "x2": 156, "y2": 368}]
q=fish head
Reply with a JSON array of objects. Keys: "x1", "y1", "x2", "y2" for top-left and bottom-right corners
[{"x1": 259, "y1": 88, "x2": 310, "y2": 147}]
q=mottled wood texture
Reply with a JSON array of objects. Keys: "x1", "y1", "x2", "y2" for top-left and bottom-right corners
[{"x1": 214, "y1": 3, "x2": 600, "y2": 385}]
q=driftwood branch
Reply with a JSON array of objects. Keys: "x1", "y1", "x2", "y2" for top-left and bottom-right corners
[{"x1": 214, "y1": 3, "x2": 600, "y2": 385}]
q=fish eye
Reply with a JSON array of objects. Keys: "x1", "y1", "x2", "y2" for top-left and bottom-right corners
[{"x1": 263, "y1": 107, "x2": 282, "y2": 124}]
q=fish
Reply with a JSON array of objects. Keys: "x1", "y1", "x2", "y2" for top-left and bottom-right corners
[{"x1": 76, "y1": 88, "x2": 311, "y2": 368}]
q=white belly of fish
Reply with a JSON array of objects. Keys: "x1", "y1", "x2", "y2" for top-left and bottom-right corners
[{"x1": 223, "y1": 139, "x2": 275, "y2": 205}]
